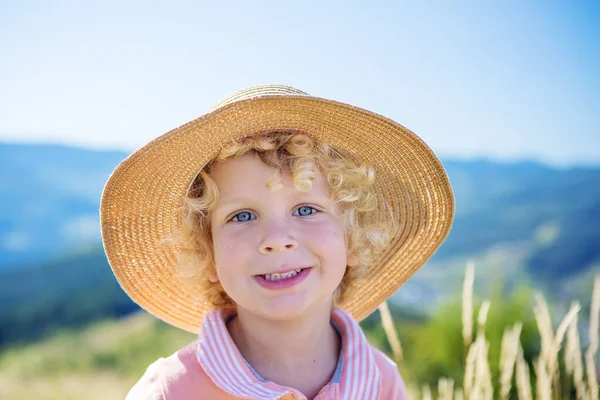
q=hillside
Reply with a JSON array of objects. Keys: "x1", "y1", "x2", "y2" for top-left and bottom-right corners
[
  {"x1": 439, "y1": 160, "x2": 600, "y2": 280},
  {"x1": 0, "y1": 143, "x2": 126, "y2": 269},
  {"x1": 0, "y1": 248, "x2": 137, "y2": 346}
]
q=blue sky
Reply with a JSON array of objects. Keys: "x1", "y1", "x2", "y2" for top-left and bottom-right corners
[{"x1": 1, "y1": 1, "x2": 598, "y2": 165}]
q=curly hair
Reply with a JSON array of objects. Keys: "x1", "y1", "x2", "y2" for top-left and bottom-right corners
[{"x1": 175, "y1": 131, "x2": 397, "y2": 309}]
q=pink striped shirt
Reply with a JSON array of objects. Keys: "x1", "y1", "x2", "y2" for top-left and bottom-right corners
[{"x1": 127, "y1": 308, "x2": 407, "y2": 399}]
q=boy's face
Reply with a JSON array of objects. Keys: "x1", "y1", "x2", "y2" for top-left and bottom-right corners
[{"x1": 209, "y1": 153, "x2": 352, "y2": 320}]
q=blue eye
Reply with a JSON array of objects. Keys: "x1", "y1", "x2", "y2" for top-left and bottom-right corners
[
  {"x1": 294, "y1": 206, "x2": 316, "y2": 216},
  {"x1": 232, "y1": 211, "x2": 256, "y2": 222}
]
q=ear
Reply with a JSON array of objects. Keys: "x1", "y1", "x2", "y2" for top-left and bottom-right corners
[{"x1": 208, "y1": 272, "x2": 219, "y2": 283}]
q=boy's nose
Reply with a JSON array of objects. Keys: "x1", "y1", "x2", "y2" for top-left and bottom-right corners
[{"x1": 259, "y1": 227, "x2": 298, "y2": 254}]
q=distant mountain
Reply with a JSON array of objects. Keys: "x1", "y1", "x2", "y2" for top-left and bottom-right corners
[
  {"x1": 0, "y1": 143, "x2": 127, "y2": 269},
  {"x1": 437, "y1": 160, "x2": 600, "y2": 281}
]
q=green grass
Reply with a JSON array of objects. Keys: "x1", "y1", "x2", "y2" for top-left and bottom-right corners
[{"x1": 0, "y1": 312, "x2": 194, "y2": 399}]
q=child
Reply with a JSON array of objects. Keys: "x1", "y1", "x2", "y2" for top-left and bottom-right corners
[{"x1": 100, "y1": 85, "x2": 454, "y2": 399}]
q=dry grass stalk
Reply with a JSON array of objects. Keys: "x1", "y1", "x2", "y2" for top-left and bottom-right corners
[
  {"x1": 516, "y1": 346, "x2": 533, "y2": 400},
  {"x1": 533, "y1": 293, "x2": 554, "y2": 368},
  {"x1": 378, "y1": 301, "x2": 403, "y2": 362},
  {"x1": 464, "y1": 336, "x2": 477, "y2": 399},
  {"x1": 550, "y1": 301, "x2": 580, "y2": 370},
  {"x1": 438, "y1": 377, "x2": 454, "y2": 400},
  {"x1": 586, "y1": 277, "x2": 600, "y2": 400},
  {"x1": 462, "y1": 272, "x2": 493, "y2": 400},
  {"x1": 464, "y1": 338, "x2": 478, "y2": 399},
  {"x1": 564, "y1": 304, "x2": 580, "y2": 378},
  {"x1": 466, "y1": 301, "x2": 493, "y2": 400},
  {"x1": 531, "y1": 298, "x2": 580, "y2": 400},
  {"x1": 499, "y1": 323, "x2": 523, "y2": 400},
  {"x1": 422, "y1": 384, "x2": 432, "y2": 400},
  {"x1": 565, "y1": 308, "x2": 587, "y2": 400},
  {"x1": 550, "y1": 301, "x2": 581, "y2": 399},
  {"x1": 462, "y1": 263, "x2": 476, "y2": 400},
  {"x1": 477, "y1": 301, "x2": 490, "y2": 331},
  {"x1": 533, "y1": 293, "x2": 561, "y2": 399},
  {"x1": 534, "y1": 354, "x2": 552, "y2": 400},
  {"x1": 463, "y1": 262, "x2": 475, "y2": 349},
  {"x1": 476, "y1": 337, "x2": 493, "y2": 400}
]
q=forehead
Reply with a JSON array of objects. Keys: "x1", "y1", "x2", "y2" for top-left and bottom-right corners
[
  {"x1": 208, "y1": 153, "x2": 330, "y2": 199},
  {"x1": 209, "y1": 152, "x2": 274, "y2": 180}
]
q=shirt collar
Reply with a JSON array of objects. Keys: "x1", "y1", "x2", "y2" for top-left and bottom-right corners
[{"x1": 196, "y1": 307, "x2": 381, "y2": 399}]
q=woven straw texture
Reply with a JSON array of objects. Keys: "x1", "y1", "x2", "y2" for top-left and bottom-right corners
[{"x1": 100, "y1": 85, "x2": 455, "y2": 333}]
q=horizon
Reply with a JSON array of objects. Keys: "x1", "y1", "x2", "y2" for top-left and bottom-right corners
[
  {"x1": 3, "y1": 137, "x2": 599, "y2": 170},
  {"x1": 1, "y1": 2, "x2": 599, "y2": 166}
]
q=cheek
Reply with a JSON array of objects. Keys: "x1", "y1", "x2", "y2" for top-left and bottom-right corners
[
  {"x1": 212, "y1": 233, "x2": 231, "y2": 273},
  {"x1": 212, "y1": 228, "x2": 254, "y2": 270},
  {"x1": 311, "y1": 227, "x2": 342, "y2": 244},
  {"x1": 212, "y1": 227, "x2": 237, "y2": 254},
  {"x1": 212, "y1": 238, "x2": 239, "y2": 287},
  {"x1": 302, "y1": 221, "x2": 348, "y2": 260},
  {"x1": 308, "y1": 217, "x2": 345, "y2": 242}
]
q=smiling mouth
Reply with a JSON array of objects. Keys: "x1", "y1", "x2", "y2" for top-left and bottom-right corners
[
  {"x1": 254, "y1": 267, "x2": 313, "y2": 290},
  {"x1": 256, "y1": 266, "x2": 313, "y2": 281},
  {"x1": 261, "y1": 268, "x2": 304, "y2": 281}
]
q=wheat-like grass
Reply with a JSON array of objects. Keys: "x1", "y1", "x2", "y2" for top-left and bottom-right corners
[
  {"x1": 516, "y1": 345, "x2": 533, "y2": 400},
  {"x1": 555, "y1": 301, "x2": 581, "y2": 399},
  {"x1": 475, "y1": 336, "x2": 493, "y2": 400},
  {"x1": 533, "y1": 294, "x2": 554, "y2": 370},
  {"x1": 463, "y1": 262, "x2": 475, "y2": 349},
  {"x1": 477, "y1": 301, "x2": 490, "y2": 331},
  {"x1": 550, "y1": 302, "x2": 581, "y2": 372},
  {"x1": 534, "y1": 353, "x2": 552, "y2": 400},
  {"x1": 463, "y1": 336, "x2": 479, "y2": 400},
  {"x1": 423, "y1": 384, "x2": 432, "y2": 400},
  {"x1": 481, "y1": 328, "x2": 493, "y2": 399},
  {"x1": 531, "y1": 290, "x2": 581, "y2": 400},
  {"x1": 565, "y1": 306, "x2": 587, "y2": 400},
  {"x1": 464, "y1": 335, "x2": 477, "y2": 399},
  {"x1": 465, "y1": 301, "x2": 493, "y2": 400},
  {"x1": 462, "y1": 262, "x2": 476, "y2": 400},
  {"x1": 499, "y1": 323, "x2": 523, "y2": 400},
  {"x1": 586, "y1": 277, "x2": 600, "y2": 400},
  {"x1": 378, "y1": 301, "x2": 403, "y2": 363},
  {"x1": 438, "y1": 377, "x2": 454, "y2": 400},
  {"x1": 404, "y1": 265, "x2": 600, "y2": 400},
  {"x1": 553, "y1": 302, "x2": 580, "y2": 343},
  {"x1": 533, "y1": 293, "x2": 559, "y2": 399}
]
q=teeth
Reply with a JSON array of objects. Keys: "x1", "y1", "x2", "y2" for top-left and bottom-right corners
[{"x1": 264, "y1": 269, "x2": 303, "y2": 281}]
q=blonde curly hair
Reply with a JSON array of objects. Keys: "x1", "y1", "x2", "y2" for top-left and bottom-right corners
[{"x1": 176, "y1": 131, "x2": 397, "y2": 309}]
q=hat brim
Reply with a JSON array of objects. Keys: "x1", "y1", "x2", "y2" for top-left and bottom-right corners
[{"x1": 100, "y1": 95, "x2": 454, "y2": 333}]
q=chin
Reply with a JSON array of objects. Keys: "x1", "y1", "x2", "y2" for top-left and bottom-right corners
[{"x1": 259, "y1": 293, "x2": 333, "y2": 321}]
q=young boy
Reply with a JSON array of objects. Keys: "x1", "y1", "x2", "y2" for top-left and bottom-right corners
[{"x1": 100, "y1": 85, "x2": 455, "y2": 399}]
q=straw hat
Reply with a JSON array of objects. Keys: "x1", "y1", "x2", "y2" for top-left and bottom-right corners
[{"x1": 100, "y1": 84, "x2": 454, "y2": 333}]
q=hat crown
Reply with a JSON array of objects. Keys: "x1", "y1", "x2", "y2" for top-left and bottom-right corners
[{"x1": 210, "y1": 84, "x2": 309, "y2": 111}]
